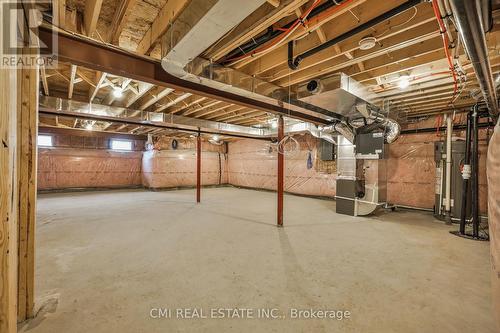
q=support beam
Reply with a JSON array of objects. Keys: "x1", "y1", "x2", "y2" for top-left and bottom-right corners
[
  {"x1": 40, "y1": 65, "x2": 49, "y2": 95},
  {"x1": 0, "y1": 64, "x2": 18, "y2": 333},
  {"x1": 84, "y1": 0, "x2": 104, "y2": 37},
  {"x1": 277, "y1": 115, "x2": 284, "y2": 227},
  {"x1": 196, "y1": 132, "x2": 201, "y2": 203},
  {"x1": 139, "y1": 87, "x2": 174, "y2": 110},
  {"x1": 16, "y1": 57, "x2": 39, "y2": 322},
  {"x1": 38, "y1": 27, "x2": 329, "y2": 124},
  {"x1": 124, "y1": 82, "x2": 153, "y2": 108},
  {"x1": 68, "y1": 64, "x2": 77, "y2": 99},
  {"x1": 136, "y1": 0, "x2": 191, "y2": 55},
  {"x1": 108, "y1": 0, "x2": 137, "y2": 44},
  {"x1": 89, "y1": 71, "x2": 107, "y2": 102}
]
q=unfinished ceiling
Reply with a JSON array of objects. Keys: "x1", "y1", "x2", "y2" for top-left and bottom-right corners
[{"x1": 40, "y1": 0, "x2": 500, "y2": 135}]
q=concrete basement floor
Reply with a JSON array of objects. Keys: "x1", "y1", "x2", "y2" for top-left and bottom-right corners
[{"x1": 21, "y1": 187, "x2": 496, "y2": 333}]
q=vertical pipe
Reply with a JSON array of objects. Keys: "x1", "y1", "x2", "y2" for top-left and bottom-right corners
[
  {"x1": 459, "y1": 110, "x2": 472, "y2": 234},
  {"x1": 445, "y1": 114, "x2": 453, "y2": 224},
  {"x1": 277, "y1": 116, "x2": 284, "y2": 227},
  {"x1": 196, "y1": 131, "x2": 201, "y2": 203},
  {"x1": 472, "y1": 107, "x2": 480, "y2": 237}
]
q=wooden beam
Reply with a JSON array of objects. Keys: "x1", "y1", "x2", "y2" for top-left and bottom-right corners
[
  {"x1": 155, "y1": 92, "x2": 192, "y2": 112},
  {"x1": 68, "y1": 64, "x2": 77, "y2": 99},
  {"x1": 124, "y1": 82, "x2": 154, "y2": 108},
  {"x1": 205, "y1": 0, "x2": 310, "y2": 60},
  {"x1": 267, "y1": 0, "x2": 280, "y2": 7},
  {"x1": 17, "y1": 51, "x2": 38, "y2": 322},
  {"x1": 139, "y1": 87, "x2": 174, "y2": 110},
  {"x1": 84, "y1": 0, "x2": 104, "y2": 37},
  {"x1": 53, "y1": 0, "x2": 66, "y2": 29},
  {"x1": 241, "y1": 1, "x2": 433, "y2": 76},
  {"x1": 169, "y1": 96, "x2": 207, "y2": 114},
  {"x1": 108, "y1": 0, "x2": 137, "y2": 44},
  {"x1": 0, "y1": 64, "x2": 18, "y2": 333},
  {"x1": 89, "y1": 71, "x2": 107, "y2": 102},
  {"x1": 136, "y1": 0, "x2": 191, "y2": 55},
  {"x1": 102, "y1": 78, "x2": 132, "y2": 105},
  {"x1": 40, "y1": 66, "x2": 49, "y2": 96}
]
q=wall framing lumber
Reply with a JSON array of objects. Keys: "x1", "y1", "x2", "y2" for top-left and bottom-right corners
[
  {"x1": 0, "y1": 67, "x2": 19, "y2": 333},
  {"x1": 16, "y1": 52, "x2": 39, "y2": 322}
]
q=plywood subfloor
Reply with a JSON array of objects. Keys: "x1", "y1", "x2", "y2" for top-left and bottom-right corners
[{"x1": 21, "y1": 188, "x2": 495, "y2": 332}]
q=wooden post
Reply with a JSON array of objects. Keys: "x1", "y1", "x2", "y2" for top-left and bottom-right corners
[
  {"x1": 277, "y1": 115, "x2": 284, "y2": 227},
  {"x1": 16, "y1": 59, "x2": 38, "y2": 321},
  {"x1": 196, "y1": 132, "x2": 201, "y2": 203},
  {"x1": 0, "y1": 66, "x2": 20, "y2": 333}
]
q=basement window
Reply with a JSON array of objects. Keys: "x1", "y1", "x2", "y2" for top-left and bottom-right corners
[
  {"x1": 111, "y1": 139, "x2": 133, "y2": 151},
  {"x1": 38, "y1": 135, "x2": 53, "y2": 147}
]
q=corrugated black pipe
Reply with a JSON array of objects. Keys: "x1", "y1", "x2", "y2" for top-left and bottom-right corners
[
  {"x1": 459, "y1": 110, "x2": 473, "y2": 234},
  {"x1": 221, "y1": 0, "x2": 348, "y2": 64},
  {"x1": 288, "y1": 0, "x2": 423, "y2": 70},
  {"x1": 471, "y1": 105, "x2": 480, "y2": 237}
]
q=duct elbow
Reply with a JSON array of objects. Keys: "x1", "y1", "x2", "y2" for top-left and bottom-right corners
[{"x1": 384, "y1": 118, "x2": 400, "y2": 143}]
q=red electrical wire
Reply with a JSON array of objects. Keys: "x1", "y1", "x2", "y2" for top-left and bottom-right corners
[
  {"x1": 226, "y1": 0, "x2": 358, "y2": 64},
  {"x1": 431, "y1": 0, "x2": 458, "y2": 103},
  {"x1": 226, "y1": 0, "x2": 321, "y2": 63}
]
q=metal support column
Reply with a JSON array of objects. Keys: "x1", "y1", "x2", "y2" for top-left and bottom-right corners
[
  {"x1": 196, "y1": 131, "x2": 201, "y2": 203},
  {"x1": 277, "y1": 116, "x2": 284, "y2": 227}
]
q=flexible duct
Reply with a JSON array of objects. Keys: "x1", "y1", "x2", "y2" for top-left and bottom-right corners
[{"x1": 449, "y1": 0, "x2": 498, "y2": 116}]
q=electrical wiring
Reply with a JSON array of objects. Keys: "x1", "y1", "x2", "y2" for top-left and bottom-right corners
[
  {"x1": 225, "y1": 0, "x2": 323, "y2": 66},
  {"x1": 373, "y1": 6, "x2": 418, "y2": 39},
  {"x1": 431, "y1": 0, "x2": 459, "y2": 106}
]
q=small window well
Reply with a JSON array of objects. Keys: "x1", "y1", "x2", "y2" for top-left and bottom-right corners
[
  {"x1": 111, "y1": 139, "x2": 132, "y2": 151},
  {"x1": 38, "y1": 135, "x2": 53, "y2": 147}
]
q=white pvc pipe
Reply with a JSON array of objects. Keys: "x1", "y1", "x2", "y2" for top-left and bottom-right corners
[{"x1": 445, "y1": 114, "x2": 453, "y2": 213}]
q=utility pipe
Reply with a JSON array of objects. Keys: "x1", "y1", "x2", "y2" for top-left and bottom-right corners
[
  {"x1": 459, "y1": 110, "x2": 472, "y2": 234},
  {"x1": 445, "y1": 114, "x2": 453, "y2": 224},
  {"x1": 471, "y1": 107, "x2": 480, "y2": 237},
  {"x1": 287, "y1": 0, "x2": 423, "y2": 69},
  {"x1": 277, "y1": 115, "x2": 284, "y2": 227},
  {"x1": 449, "y1": 0, "x2": 498, "y2": 116},
  {"x1": 196, "y1": 131, "x2": 201, "y2": 203}
]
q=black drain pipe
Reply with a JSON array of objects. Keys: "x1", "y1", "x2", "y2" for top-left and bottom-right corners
[
  {"x1": 459, "y1": 110, "x2": 473, "y2": 234},
  {"x1": 220, "y1": 0, "x2": 349, "y2": 64},
  {"x1": 287, "y1": 0, "x2": 423, "y2": 70}
]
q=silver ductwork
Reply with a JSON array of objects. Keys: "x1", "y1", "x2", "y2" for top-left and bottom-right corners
[
  {"x1": 159, "y1": 0, "x2": 361, "y2": 141},
  {"x1": 38, "y1": 96, "x2": 346, "y2": 142},
  {"x1": 298, "y1": 73, "x2": 400, "y2": 143},
  {"x1": 449, "y1": 0, "x2": 498, "y2": 116}
]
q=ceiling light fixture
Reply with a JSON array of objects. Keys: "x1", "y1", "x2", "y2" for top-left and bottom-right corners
[
  {"x1": 212, "y1": 135, "x2": 220, "y2": 142},
  {"x1": 398, "y1": 75, "x2": 410, "y2": 89},
  {"x1": 359, "y1": 36, "x2": 377, "y2": 50},
  {"x1": 85, "y1": 123, "x2": 93, "y2": 131},
  {"x1": 113, "y1": 86, "x2": 123, "y2": 98}
]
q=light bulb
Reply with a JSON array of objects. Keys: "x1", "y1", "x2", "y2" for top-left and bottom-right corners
[
  {"x1": 398, "y1": 76, "x2": 410, "y2": 89},
  {"x1": 212, "y1": 135, "x2": 220, "y2": 142},
  {"x1": 113, "y1": 87, "x2": 123, "y2": 98},
  {"x1": 85, "y1": 123, "x2": 93, "y2": 131}
]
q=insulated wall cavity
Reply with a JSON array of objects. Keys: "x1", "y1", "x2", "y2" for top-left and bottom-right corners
[
  {"x1": 227, "y1": 135, "x2": 336, "y2": 196},
  {"x1": 37, "y1": 129, "x2": 145, "y2": 190},
  {"x1": 38, "y1": 149, "x2": 143, "y2": 190},
  {"x1": 142, "y1": 137, "x2": 228, "y2": 189}
]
